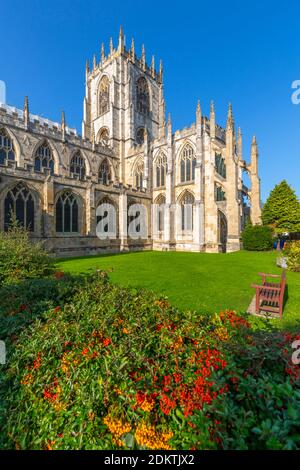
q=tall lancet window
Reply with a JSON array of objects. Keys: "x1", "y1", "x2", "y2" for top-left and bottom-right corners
[
  {"x1": 155, "y1": 194, "x2": 166, "y2": 233},
  {"x1": 136, "y1": 77, "x2": 150, "y2": 115},
  {"x1": 180, "y1": 144, "x2": 196, "y2": 183},
  {"x1": 56, "y1": 192, "x2": 79, "y2": 233},
  {"x1": 99, "y1": 159, "x2": 111, "y2": 185},
  {"x1": 4, "y1": 182, "x2": 35, "y2": 231},
  {"x1": 0, "y1": 128, "x2": 15, "y2": 164},
  {"x1": 99, "y1": 76, "x2": 110, "y2": 115},
  {"x1": 180, "y1": 191, "x2": 194, "y2": 231},
  {"x1": 134, "y1": 158, "x2": 144, "y2": 188},
  {"x1": 34, "y1": 141, "x2": 54, "y2": 175},
  {"x1": 70, "y1": 151, "x2": 86, "y2": 180},
  {"x1": 155, "y1": 153, "x2": 167, "y2": 188}
]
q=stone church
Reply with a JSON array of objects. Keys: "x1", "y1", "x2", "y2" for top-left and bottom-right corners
[{"x1": 0, "y1": 27, "x2": 261, "y2": 257}]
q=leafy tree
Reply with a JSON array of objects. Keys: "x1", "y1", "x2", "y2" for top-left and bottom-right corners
[
  {"x1": 262, "y1": 180, "x2": 300, "y2": 233},
  {"x1": 0, "y1": 218, "x2": 54, "y2": 287},
  {"x1": 241, "y1": 223, "x2": 273, "y2": 251}
]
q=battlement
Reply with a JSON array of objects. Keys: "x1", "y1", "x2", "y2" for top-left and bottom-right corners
[
  {"x1": 87, "y1": 27, "x2": 163, "y2": 84},
  {"x1": 0, "y1": 102, "x2": 114, "y2": 156}
]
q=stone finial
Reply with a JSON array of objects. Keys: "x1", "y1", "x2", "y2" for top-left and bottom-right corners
[
  {"x1": 24, "y1": 96, "x2": 29, "y2": 130},
  {"x1": 238, "y1": 127, "x2": 242, "y2": 160},
  {"x1": 151, "y1": 55, "x2": 155, "y2": 77},
  {"x1": 101, "y1": 43, "x2": 105, "y2": 63},
  {"x1": 61, "y1": 111, "x2": 66, "y2": 141},
  {"x1": 131, "y1": 38, "x2": 135, "y2": 62},
  {"x1": 141, "y1": 44, "x2": 146, "y2": 70},
  {"x1": 159, "y1": 60, "x2": 163, "y2": 83},
  {"x1": 196, "y1": 99, "x2": 201, "y2": 124},
  {"x1": 251, "y1": 135, "x2": 258, "y2": 173},
  {"x1": 93, "y1": 54, "x2": 97, "y2": 71},
  {"x1": 109, "y1": 37, "x2": 114, "y2": 55},
  {"x1": 118, "y1": 25, "x2": 125, "y2": 52},
  {"x1": 226, "y1": 102, "x2": 234, "y2": 131},
  {"x1": 167, "y1": 113, "x2": 172, "y2": 137},
  {"x1": 210, "y1": 100, "x2": 215, "y2": 139}
]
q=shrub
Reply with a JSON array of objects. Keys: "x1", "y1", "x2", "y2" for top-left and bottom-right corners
[
  {"x1": 283, "y1": 241, "x2": 300, "y2": 272},
  {"x1": 241, "y1": 224, "x2": 273, "y2": 251},
  {"x1": 1, "y1": 273, "x2": 299, "y2": 450},
  {"x1": 0, "y1": 220, "x2": 54, "y2": 287}
]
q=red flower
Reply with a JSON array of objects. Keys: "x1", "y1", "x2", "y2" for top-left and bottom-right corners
[
  {"x1": 82, "y1": 347, "x2": 89, "y2": 356},
  {"x1": 54, "y1": 271, "x2": 65, "y2": 280},
  {"x1": 102, "y1": 338, "x2": 111, "y2": 347},
  {"x1": 54, "y1": 306, "x2": 61, "y2": 313},
  {"x1": 33, "y1": 352, "x2": 42, "y2": 370}
]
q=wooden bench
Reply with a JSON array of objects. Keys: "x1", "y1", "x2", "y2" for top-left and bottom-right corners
[{"x1": 251, "y1": 271, "x2": 286, "y2": 319}]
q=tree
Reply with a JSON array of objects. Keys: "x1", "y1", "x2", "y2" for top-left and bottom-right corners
[
  {"x1": 241, "y1": 223, "x2": 273, "y2": 251},
  {"x1": 262, "y1": 180, "x2": 300, "y2": 233}
]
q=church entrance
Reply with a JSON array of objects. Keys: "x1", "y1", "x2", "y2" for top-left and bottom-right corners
[{"x1": 218, "y1": 210, "x2": 228, "y2": 253}]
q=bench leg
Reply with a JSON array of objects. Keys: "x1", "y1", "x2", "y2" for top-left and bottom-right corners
[{"x1": 255, "y1": 292, "x2": 260, "y2": 314}]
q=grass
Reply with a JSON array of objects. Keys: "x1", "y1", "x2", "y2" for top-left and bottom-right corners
[{"x1": 56, "y1": 250, "x2": 300, "y2": 330}]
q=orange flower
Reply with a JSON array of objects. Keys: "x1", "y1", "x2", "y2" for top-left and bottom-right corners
[
  {"x1": 103, "y1": 338, "x2": 111, "y2": 347},
  {"x1": 123, "y1": 328, "x2": 129, "y2": 334}
]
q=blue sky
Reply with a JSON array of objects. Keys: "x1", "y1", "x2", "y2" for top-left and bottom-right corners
[{"x1": 1, "y1": 0, "x2": 300, "y2": 201}]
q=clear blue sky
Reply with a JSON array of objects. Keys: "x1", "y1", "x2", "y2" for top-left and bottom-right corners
[{"x1": 1, "y1": 0, "x2": 300, "y2": 201}]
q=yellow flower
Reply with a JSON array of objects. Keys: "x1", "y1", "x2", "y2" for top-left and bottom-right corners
[
  {"x1": 135, "y1": 421, "x2": 173, "y2": 450},
  {"x1": 215, "y1": 326, "x2": 229, "y2": 341},
  {"x1": 103, "y1": 415, "x2": 131, "y2": 438}
]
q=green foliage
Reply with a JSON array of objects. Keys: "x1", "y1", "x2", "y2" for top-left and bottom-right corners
[
  {"x1": 262, "y1": 180, "x2": 300, "y2": 233},
  {"x1": 283, "y1": 241, "x2": 300, "y2": 272},
  {"x1": 241, "y1": 223, "x2": 273, "y2": 251},
  {"x1": 0, "y1": 220, "x2": 54, "y2": 287},
  {"x1": 1, "y1": 273, "x2": 299, "y2": 450}
]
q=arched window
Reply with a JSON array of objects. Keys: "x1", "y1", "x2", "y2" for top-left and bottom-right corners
[
  {"x1": 98, "y1": 127, "x2": 109, "y2": 145},
  {"x1": 180, "y1": 191, "x2": 194, "y2": 231},
  {"x1": 134, "y1": 159, "x2": 144, "y2": 188},
  {"x1": 155, "y1": 153, "x2": 167, "y2": 187},
  {"x1": 155, "y1": 194, "x2": 166, "y2": 232},
  {"x1": 99, "y1": 159, "x2": 112, "y2": 185},
  {"x1": 70, "y1": 151, "x2": 86, "y2": 180},
  {"x1": 0, "y1": 128, "x2": 15, "y2": 164},
  {"x1": 215, "y1": 153, "x2": 226, "y2": 178},
  {"x1": 136, "y1": 128, "x2": 145, "y2": 145},
  {"x1": 56, "y1": 192, "x2": 79, "y2": 233},
  {"x1": 215, "y1": 184, "x2": 226, "y2": 201},
  {"x1": 4, "y1": 182, "x2": 35, "y2": 231},
  {"x1": 180, "y1": 144, "x2": 196, "y2": 183},
  {"x1": 99, "y1": 76, "x2": 110, "y2": 115},
  {"x1": 34, "y1": 141, "x2": 54, "y2": 175},
  {"x1": 96, "y1": 197, "x2": 117, "y2": 235},
  {"x1": 136, "y1": 77, "x2": 150, "y2": 115}
]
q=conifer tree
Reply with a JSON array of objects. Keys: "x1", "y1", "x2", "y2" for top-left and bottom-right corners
[{"x1": 262, "y1": 180, "x2": 300, "y2": 233}]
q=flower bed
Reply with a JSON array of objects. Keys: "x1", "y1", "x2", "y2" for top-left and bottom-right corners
[{"x1": 1, "y1": 272, "x2": 300, "y2": 450}]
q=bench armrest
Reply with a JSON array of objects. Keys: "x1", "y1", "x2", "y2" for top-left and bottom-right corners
[
  {"x1": 251, "y1": 284, "x2": 281, "y2": 292},
  {"x1": 258, "y1": 272, "x2": 281, "y2": 278}
]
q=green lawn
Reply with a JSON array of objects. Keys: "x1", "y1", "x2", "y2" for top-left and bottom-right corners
[{"x1": 56, "y1": 250, "x2": 300, "y2": 330}]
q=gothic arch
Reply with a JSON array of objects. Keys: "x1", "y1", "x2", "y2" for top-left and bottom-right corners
[
  {"x1": 54, "y1": 189, "x2": 85, "y2": 235},
  {"x1": 32, "y1": 138, "x2": 60, "y2": 175},
  {"x1": 154, "y1": 152, "x2": 167, "y2": 188},
  {"x1": 132, "y1": 157, "x2": 144, "y2": 188},
  {"x1": 97, "y1": 75, "x2": 110, "y2": 116},
  {"x1": 218, "y1": 210, "x2": 228, "y2": 253},
  {"x1": 96, "y1": 126, "x2": 110, "y2": 145},
  {"x1": 1, "y1": 180, "x2": 41, "y2": 234},
  {"x1": 136, "y1": 76, "x2": 151, "y2": 115},
  {"x1": 177, "y1": 189, "x2": 195, "y2": 232},
  {"x1": 176, "y1": 141, "x2": 196, "y2": 184},
  {"x1": 0, "y1": 126, "x2": 21, "y2": 165},
  {"x1": 69, "y1": 148, "x2": 91, "y2": 178}
]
